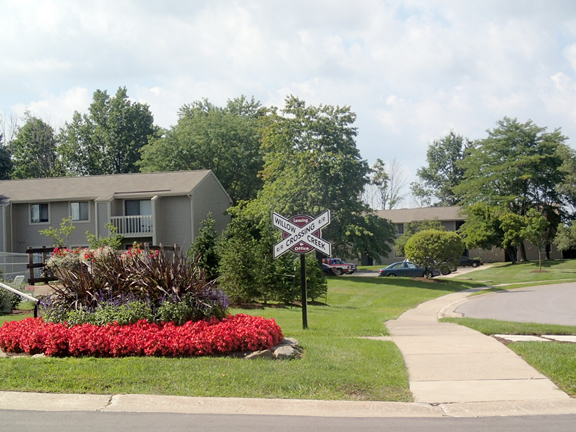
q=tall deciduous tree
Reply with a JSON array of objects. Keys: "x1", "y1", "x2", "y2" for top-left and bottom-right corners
[
  {"x1": 411, "y1": 131, "x2": 470, "y2": 207},
  {"x1": 455, "y1": 117, "x2": 570, "y2": 261},
  {"x1": 363, "y1": 158, "x2": 408, "y2": 210},
  {"x1": 10, "y1": 113, "x2": 62, "y2": 179},
  {"x1": 0, "y1": 114, "x2": 15, "y2": 179},
  {"x1": 248, "y1": 95, "x2": 396, "y2": 261},
  {"x1": 140, "y1": 96, "x2": 264, "y2": 204},
  {"x1": 59, "y1": 87, "x2": 156, "y2": 175},
  {"x1": 0, "y1": 133, "x2": 12, "y2": 180}
]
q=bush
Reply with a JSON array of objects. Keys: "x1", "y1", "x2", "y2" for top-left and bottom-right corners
[
  {"x1": 218, "y1": 209, "x2": 327, "y2": 304},
  {"x1": 40, "y1": 246, "x2": 229, "y2": 325},
  {"x1": 405, "y1": 229, "x2": 464, "y2": 277},
  {"x1": 0, "y1": 285, "x2": 20, "y2": 314}
]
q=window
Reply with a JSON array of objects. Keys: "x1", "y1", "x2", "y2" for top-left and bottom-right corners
[
  {"x1": 71, "y1": 202, "x2": 89, "y2": 221},
  {"x1": 30, "y1": 203, "x2": 49, "y2": 223},
  {"x1": 396, "y1": 223, "x2": 404, "y2": 234},
  {"x1": 125, "y1": 200, "x2": 152, "y2": 216}
]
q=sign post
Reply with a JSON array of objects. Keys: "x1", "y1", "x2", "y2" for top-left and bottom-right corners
[{"x1": 273, "y1": 210, "x2": 331, "y2": 329}]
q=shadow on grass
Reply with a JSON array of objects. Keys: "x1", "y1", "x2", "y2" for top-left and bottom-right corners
[
  {"x1": 496, "y1": 259, "x2": 576, "y2": 270},
  {"x1": 343, "y1": 276, "x2": 483, "y2": 293}
]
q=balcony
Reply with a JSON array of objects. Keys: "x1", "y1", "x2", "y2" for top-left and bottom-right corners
[{"x1": 111, "y1": 215, "x2": 154, "y2": 238}]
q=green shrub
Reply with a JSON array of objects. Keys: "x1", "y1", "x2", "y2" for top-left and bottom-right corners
[
  {"x1": 0, "y1": 286, "x2": 20, "y2": 314},
  {"x1": 39, "y1": 246, "x2": 229, "y2": 325},
  {"x1": 405, "y1": 229, "x2": 464, "y2": 277}
]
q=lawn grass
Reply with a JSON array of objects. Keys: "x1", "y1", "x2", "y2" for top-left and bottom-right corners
[
  {"x1": 507, "y1": 342, "x2": 576, "y2": 397},
  {"x1": 0, "y1": 277, "x2": 478, "y2": 401},
  {"x1": 452, "y1": 259, "x2": 576, "y2": 286},
  {"x1": 440, "y1": 317, "x2": 576, "y2": 336}
]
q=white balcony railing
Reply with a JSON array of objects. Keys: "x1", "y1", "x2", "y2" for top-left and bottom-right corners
[{"x1": 110, "y1": 215, "x2": 154, "y2": 238}]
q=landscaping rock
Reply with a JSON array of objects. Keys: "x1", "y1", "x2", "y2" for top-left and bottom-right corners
[
  {"x1": 0, "y1": 349, "x2": 6, "y2": 358},
  {"x1": 272, "y1": 337, "x2": 299, "y2": 351},
  {"x1": 243, "y1": 338, "x2": 302, "y2": 360},
  {"x1": 272, "y1": 345, "x2": 300, "y2": 360},
  {"x1": 244, "y1": 349, "x2": 275, "y2": 360}
]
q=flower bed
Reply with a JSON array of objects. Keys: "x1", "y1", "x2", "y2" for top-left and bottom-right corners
[{"x1": 0, "y1": 314, "x2": 283, "y2": 358}]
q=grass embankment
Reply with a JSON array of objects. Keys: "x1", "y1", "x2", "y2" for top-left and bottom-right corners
[
  {"x1": 452, "y1": 259, "x2": 576, "y2": 287},
  {"x1": 0, "y1": 277, "x2": 478, "y2": 401},
  {"x1": 443, "y1": 258, "x2": 576, "y2": 396}
]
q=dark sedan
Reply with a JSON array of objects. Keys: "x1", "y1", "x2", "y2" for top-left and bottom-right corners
[
  {"x1": 459, "y1": 256, "x2": 483, "y2": 267},
  {"x1": 379, "y1": 261, "x2": 429, "y2": 277}
]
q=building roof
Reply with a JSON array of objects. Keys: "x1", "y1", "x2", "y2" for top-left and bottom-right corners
[
  {"x1": 376, "y1": 206, "x2": 464, "y2": 224},
  {"x1": 0, "y1": 170, "x2": 230, "y2": 203}
]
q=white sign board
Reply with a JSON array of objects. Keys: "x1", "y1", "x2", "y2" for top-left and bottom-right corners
[{"x1": 273, "y1": 210, "x2": 331, "y2": 258}]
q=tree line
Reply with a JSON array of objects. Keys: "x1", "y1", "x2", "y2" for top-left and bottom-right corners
[
  {"x1": 3, "y1": 86, "x2": 576, "y2": 297},
  {"x1": 409, "y1": 121, "x2": 576, "y2": 262},
  {"x1": 3, "y1": 88, "x2": 399, "y2": 303}
]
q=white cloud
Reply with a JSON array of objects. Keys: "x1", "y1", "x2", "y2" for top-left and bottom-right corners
[{"x1": 2, "y1": 0, "x2": 576, "y2": 194}]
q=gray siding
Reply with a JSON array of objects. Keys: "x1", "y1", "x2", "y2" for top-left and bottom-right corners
[
  {"x1": 96, "y1": 201, "x2": 110, "y2": 238},
  {"x1": 159, "y1": 195, "x2": 193, "y2": 250},
  {"x1": 11, "y1": 201, "x2": 97, "y2": 252},
  {"x1": 191, "y1": 173, "x2": 232, "y2": 240},
  {"x1": 0, "y1": 207, "x2": 4, "y2": 252}
]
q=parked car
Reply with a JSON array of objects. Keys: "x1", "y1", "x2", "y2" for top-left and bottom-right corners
[
  {"x1": 459, "y1": 256, "x2": 483, "y2": 268},
  {"x1": 379, "y1": 261, "x2": 439, "y2": 278},
  {"x1": 322, "y1": 258, "x2": 357, "y2": 276},
  {"x1": 322, "y1": 263, "x2": 336, "y2": 276}
]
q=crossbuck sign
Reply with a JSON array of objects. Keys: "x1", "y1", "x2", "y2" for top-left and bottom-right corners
[{"x1": 273, "y1": 210, "x2": 331, "y2": 258}]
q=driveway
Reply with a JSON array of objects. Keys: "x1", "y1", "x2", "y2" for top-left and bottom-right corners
[{"x1": 455, "y1": 283, "x2": 576, "y2": 326}]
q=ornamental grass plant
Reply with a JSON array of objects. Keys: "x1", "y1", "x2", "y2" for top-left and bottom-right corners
[{"x1": 40, "y1": 246, "x2": 229, "y2": 325}]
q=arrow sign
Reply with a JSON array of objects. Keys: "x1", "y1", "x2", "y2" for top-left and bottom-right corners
[{"x1": 273, "y1": 210, "x2": 331, "y2": 258}]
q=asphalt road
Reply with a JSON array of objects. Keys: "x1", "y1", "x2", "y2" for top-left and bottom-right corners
[
  {"x1": 455, "y1": 282, "x2": 576, "y2": 325},
  {"x1": 3, "y1": 410, "x2": 576, "y2": 432}
]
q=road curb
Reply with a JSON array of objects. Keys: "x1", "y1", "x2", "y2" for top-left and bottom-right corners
[{"x1": 1, "y1": 391, "x2": 576, "y2": 418}]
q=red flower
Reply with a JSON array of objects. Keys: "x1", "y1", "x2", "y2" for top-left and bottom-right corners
[{"x1": 0, "y1": 315, "x2": 283, "y2": 358}]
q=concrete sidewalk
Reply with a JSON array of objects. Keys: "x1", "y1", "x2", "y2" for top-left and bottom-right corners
[
  {"x1": 386, "y1": 288, "x2": 570, "y2": 404},
  {"x1": 2, "y1": 287, "x2": 576, "y2": 418}
]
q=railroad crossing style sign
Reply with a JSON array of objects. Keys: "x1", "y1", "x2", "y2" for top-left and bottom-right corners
[{"x1": 272, "y1": 210, "x2": 331, "y2": 258}]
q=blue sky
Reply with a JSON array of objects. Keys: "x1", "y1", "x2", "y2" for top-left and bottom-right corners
[{"x1": 2, "y1": 0, "x2": 576, "y2": 206}]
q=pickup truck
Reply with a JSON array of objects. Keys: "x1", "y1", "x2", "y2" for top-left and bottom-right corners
[{"x1": 321, "y1": 258, "x2": 357, "y2": 276}]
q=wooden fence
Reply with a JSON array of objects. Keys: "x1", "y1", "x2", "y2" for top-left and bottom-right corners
[{"x1": 26, "y1": 243, "x2": 180, "y2": 285}]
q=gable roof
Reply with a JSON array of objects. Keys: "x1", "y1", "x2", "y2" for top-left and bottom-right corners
[
  {"x1": 376, "y1": 206, "x2": 464, "y2": 224},
  {"x1": 0, "y1": 170, "x2": 230, "y2": 203}
]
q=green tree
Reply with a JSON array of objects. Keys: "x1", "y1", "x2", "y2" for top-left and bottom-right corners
[
  {"x1": 404, "y1": 229, "x2": 464, "y2": 278},
  {"x1": 218, "y1": 207, "x2": 295, "y2": 304},
  {"x1": 38, "y1": 217, "x2": 76, "y2": 247},
  {"x1": 188, "y1": 213, "x2": 220, "y2": 281},
  {"x1": 554, "y1": 223, "x2": 576, "y2": 253},
  {"x1": 394, "y1": 219, "x2": 445, "y2": 257},
  {"x1": 523, "y1": 209, "x2": 549, "y2": 270},
  {"x1": 85, "y1": 223, "x2": 123, "y2": 249},
  {"x1": 59, "y1": 87, "x2": 156, "y2": 175},
  {"x1": 454, "y1": 117, "x2": 570, "y2": 261},
  {"x1": 411, "y1": 131, "x2": 470, "y2": 206},
  {"x1": 251, "y1": 95, "x2": 395, "y2": 261},
  {"x1": 10, "y1": 113, "x2": 62, "y2": 179},
  {"x1": 140, "y1": 96, "x2": 264, "y2": 204},
  {"x1": 0, "y1": 133, "x2": 12, "y2": 179}
]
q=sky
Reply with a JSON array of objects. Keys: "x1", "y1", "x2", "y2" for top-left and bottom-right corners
[{"x1": 2, "y1": 0, "x2": 576, "y2": 206}]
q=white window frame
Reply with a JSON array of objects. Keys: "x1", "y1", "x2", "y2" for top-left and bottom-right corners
[
  {"x1": 70, "y1": 201, "x2": 90, "y2": 223},
  {"x1": 30, "y1": 203, "x2": 50, "y2": 225}
]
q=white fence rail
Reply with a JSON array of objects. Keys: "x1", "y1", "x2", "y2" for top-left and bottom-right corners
[
  {"x1": 0, "y1": 252, "x2": 35, "y2": 281},
  {"x1": 111, "y1": 215, "x2": 154, "y2": 237}
]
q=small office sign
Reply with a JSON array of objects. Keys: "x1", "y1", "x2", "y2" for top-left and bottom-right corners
[{"x1": 272, "y1": 210, "x2": 331, "y2": 258}]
